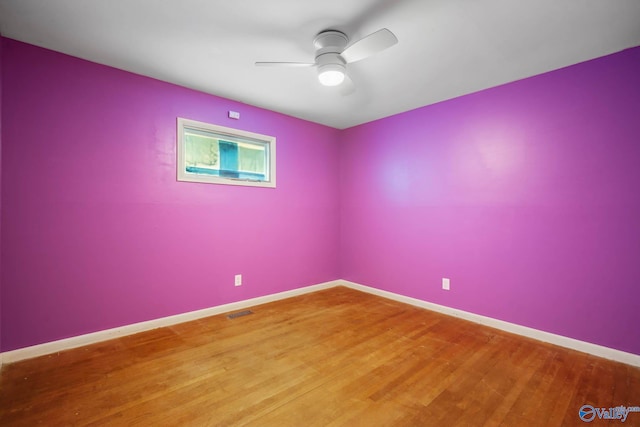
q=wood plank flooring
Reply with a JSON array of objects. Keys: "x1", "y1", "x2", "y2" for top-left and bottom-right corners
[{"x1": 1, "y1": 286, "x2": 639, "y2": 426}]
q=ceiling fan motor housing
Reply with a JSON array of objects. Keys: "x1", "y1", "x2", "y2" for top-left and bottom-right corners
[
  {"x1": 313, "y1": 30, "x2": 348, "y2": 55},
  {"x1": 314, "y1": 30, "x2": 348, "y2": 86}
]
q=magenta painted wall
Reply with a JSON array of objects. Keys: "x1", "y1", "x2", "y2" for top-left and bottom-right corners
[
  {"x1": 339, "y1": 47, "x2": 640, "y2": 355},
  {"x1": 0, "y1": 39, "x2": 340, "y2": 352},
  {"x1": 0, "y1": 35, "x2": 4, "y2": 353},
  {"x1": 2, "y1": 38, "x2": 639, "y2": 356}
]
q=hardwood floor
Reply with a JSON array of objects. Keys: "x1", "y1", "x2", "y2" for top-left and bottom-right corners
[{"x1": 1, "y1": 286, "x2": 639, "y2": 426}]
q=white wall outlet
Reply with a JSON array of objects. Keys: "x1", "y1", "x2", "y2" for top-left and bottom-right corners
[
  {"x1": 228, "y1": 110, "x2": 240, "y2": 119},
  {"x1": 442, "y1": 278, "x2": 450, "y2": 291},
  {"x1": 234, "y1": 274, "x2": 242, "y2": 287}
]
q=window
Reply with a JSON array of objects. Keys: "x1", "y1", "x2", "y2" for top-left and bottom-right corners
[{"x1": 177, "y1": 118, "x2": 276, "y2": 188}]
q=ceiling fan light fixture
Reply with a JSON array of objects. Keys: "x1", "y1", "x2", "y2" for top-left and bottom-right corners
[{"x1": 318, "y1": 63, "x2": 346, "y2": 86}]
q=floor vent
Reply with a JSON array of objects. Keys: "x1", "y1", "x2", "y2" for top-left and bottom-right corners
[{"x1": 227, "y1": 310, "x2": 254, "y2": 319}]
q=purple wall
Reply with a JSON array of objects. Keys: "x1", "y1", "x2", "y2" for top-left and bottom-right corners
[
  {"x1": 0, "y1": 34, "x2": 3, "y2": 353},
  {"x1": 0, "y1": 39, "x2": 340, "y2": 352},
  {"x1": 340, "y1": 47, "x2": 640, "y2": 355},
  {"x1": 2, "y1": 38, "x2": 639, "y2": 356}
]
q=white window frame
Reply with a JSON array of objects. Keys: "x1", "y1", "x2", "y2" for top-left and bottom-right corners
[{"x1": 177, "y1": 118, "x2": 276, "y2": 188}]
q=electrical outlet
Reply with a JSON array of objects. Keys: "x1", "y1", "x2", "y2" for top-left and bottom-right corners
[
  {"x1": 442, "y1": 278, "x2": 450, "y2": 291},
  {"x1": 235, "y1": 274, "x2": 242, "y2": 287}
]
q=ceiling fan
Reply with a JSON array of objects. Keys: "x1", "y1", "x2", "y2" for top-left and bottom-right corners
[{"x1": 255, "y1": 28, "x2": 398, "y2": 87}]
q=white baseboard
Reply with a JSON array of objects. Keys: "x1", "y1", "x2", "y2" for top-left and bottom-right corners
[
  {"x1": 337, "y1": 280, "x2": 640, "y2": 368},
  {"x1": 3, "y1": 279, "x2": 639, "y2": 368},
  {"x1": 0, "y1": 280, "x2": 339, "y2": 365}
]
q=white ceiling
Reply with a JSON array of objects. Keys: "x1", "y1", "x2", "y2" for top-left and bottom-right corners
[{"x1": 1, "y1": 0, "x2": 639, "y2": 129}]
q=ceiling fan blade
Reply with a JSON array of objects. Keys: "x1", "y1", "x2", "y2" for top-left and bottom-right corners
[
  {"x1": 255, "y1": 61, "x2": 315, "y2": 67},
  {"x1": 340, "y1": 74, "x2": 356, "y2": 96},
  {"x1": 340, "y1": 28, "x2": 398, "y2": 63}
]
